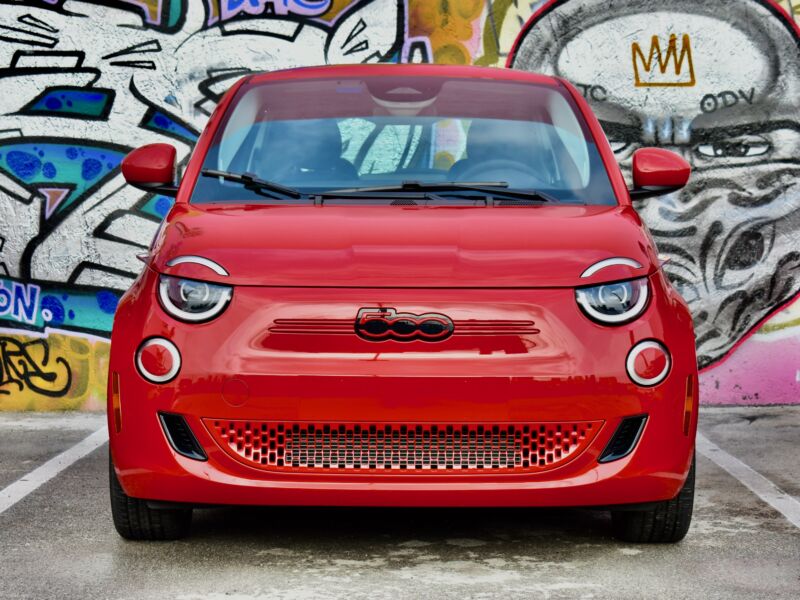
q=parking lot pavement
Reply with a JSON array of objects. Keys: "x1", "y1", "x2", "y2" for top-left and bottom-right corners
[{"x1": 0, "y1": 408, "x2": 798, "y2": 600}]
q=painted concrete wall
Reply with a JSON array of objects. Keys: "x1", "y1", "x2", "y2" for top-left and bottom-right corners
[{"x1": 0, "y1": 0, "x2": 797, "y2": 409}]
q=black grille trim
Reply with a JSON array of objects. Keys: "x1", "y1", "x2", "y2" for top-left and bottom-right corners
[
  {"x1": 598, "y1": 415, "x2": 647, "y2": 463},
  {"x1": 159, "y1": 413, "x2": 207, "y2": 461}
]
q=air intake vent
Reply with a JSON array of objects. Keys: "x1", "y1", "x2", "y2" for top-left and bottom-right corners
[
  {"x1": 204, "y1": 420, "x2": 602, "y2": 474},
  {"x1": 598, "y1": 415, "x2": 647, "y2": 463},
  {"x1": 159, "y1": 413, "x2": 207, "y2": 461}
]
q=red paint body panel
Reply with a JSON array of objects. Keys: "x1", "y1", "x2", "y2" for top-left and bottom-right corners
[
  {"x1": 109, "y1": 266, "x2": 697, "y2": 506},
  {"x1": 154, "y1": 204, "x2": 655, "y2": 288},
  {"x1": 109, "y1": 65, "x2": 697, "y2": 508},
  {"x1": 632, "y1": 148, "x2": 691, "y2": 189},
  {"x1": 121, "y1": 143, "x2": 176, "y2": 186}
]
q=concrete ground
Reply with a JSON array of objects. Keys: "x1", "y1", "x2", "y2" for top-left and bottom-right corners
[{"x1": 0, "y1": 407, "x2": 798, "y2": 600}]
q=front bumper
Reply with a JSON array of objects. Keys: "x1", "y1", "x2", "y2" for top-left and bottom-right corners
[{"x1": 108, "y1": 267, "x2": 697, "y2": 507}]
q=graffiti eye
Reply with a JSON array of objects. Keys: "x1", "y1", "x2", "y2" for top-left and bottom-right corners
[
  {"x1": 695, "y1": 136, "x2": 771, "y2": 158},
  {"x1": 598, "y1": 120, "x2": 639, "y2": 156},
  {"x1": 722, "y1": 226, "x2": 773, "y2": 272},
  {"x1": 607, "y1": 140, "x2": 630, "y2": 153}
]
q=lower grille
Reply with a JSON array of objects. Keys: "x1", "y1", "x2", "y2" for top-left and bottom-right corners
[{"x1": 203, "y1": 420, "x2": 602, "y2": 474}]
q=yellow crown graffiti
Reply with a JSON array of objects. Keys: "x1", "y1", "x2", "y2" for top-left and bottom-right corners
[{"x1": 632, "y1": 33, "x2": 696, "y2": 87}]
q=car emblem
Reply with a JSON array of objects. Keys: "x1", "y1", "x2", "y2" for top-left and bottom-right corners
[{"x1": 355, "y1": 307, "x2": 454, "y2": 342}]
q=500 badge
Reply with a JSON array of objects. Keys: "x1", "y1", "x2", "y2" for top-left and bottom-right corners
[{"x1": 355, "y1": 307, "x2": 454, "y2": 342}]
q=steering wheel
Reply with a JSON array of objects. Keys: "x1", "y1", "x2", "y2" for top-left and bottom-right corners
[{"x1": 456, "y1": 158, "x2": 548, "y2": 187}]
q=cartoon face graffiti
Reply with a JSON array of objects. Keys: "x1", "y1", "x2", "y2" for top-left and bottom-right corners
[{"x1": 509, "y1": 0, "x2": 800, "y2": 368}]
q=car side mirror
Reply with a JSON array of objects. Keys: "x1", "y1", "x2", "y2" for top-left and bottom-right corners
[
  {"x1": 628, "y1": 148, "x2": 690, "y2": 200},
  {"x1": 121, "y1": 143, "x2": 178, "y2": 197}
]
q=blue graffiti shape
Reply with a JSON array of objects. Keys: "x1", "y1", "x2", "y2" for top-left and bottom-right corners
[
  {"x1": 155, "y1": 196, "x2": 172, "y2": 217},
  {"x1": 40, "y1": 295, "x2": 65, "y2": 325},
  {"x1": 96, "y1": 290, "x2": 119, "y2": 314},
  {"x1": 0, "y1": 143, "x2": 125, "y2": 215},
  {"x1": 141, "y1": 194, "x2": 174, "y2": 219},
  {"x1": 25, "y1": 88, "x2": 114, "y2": 119},
  {"x1": 145, "y1": 111, "x2": 198, "y2": 142},
  {"x1": 6, "y1": 151, "x2": 42, "y2": 181},
  {"x1": 81, "y1": 158, "x2": 103, "y2": 180}
]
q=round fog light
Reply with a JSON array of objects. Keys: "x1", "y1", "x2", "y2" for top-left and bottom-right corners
[
  {"x1": 626, "y1": 340, "x2": 670, "y2": 387},
  {"x1": 136, "y1": 338, "x2": 180, "y2": 383}
]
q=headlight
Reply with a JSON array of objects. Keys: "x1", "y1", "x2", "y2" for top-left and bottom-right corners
[
  {"x1": 575, "y1": 277, "x2": 649, "y2": 324},
  {"x1": 158, "y1": 275, "x2": 232, "y2": 322}
]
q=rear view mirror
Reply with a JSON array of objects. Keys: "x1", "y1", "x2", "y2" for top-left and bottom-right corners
[
  {"x1": 121, "y1": 143, "x2": 178, "y2": 196},
  {"x1": 628, "y1": 148, "x2": 690, "y2": 200}
]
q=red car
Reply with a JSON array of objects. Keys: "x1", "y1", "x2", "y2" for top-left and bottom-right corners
[{"x1": 109, "y1": 64, "x2": 698, "y2": 543}]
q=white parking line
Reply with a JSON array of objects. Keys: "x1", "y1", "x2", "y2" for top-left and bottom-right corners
[
  {"x1": 0, "y1": 427, "x2": 108, "y2": 516},
  {"x1": 697, "y1": 432, "x2": 800, "y2": 529}
]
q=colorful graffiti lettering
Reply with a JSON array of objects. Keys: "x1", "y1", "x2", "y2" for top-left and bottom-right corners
[
  {"x1": 212, "y1": 0, "x2": 332, "y2": 23},
  {"x1": 0, "y1": 280, "x2": 40, "y2": 325}
]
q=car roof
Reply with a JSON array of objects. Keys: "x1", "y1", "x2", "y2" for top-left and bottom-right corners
[{"x1": 246, "y1": 63, "x2": 562, "y2": 88}]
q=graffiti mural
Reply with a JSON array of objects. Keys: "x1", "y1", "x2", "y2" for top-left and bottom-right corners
[
  {"x1": 0, "y1": 0, "x2": 407, "y2": 407},
  {"x1": 0, "y1": 0, "x2": 798, "y2": 407},
  {"x1": 508, "y1": 0, "x2": 800, "y2": 398},
  {"x1": 0, "y1": 0, "x2": 405, "y2": 290}
]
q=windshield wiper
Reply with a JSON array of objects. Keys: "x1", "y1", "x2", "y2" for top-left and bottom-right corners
[
  {"x1": 201, "y1": 169, "x2": 303, "y2": 199},
  {"x1": 321, "y1": 181, "x2": 556, "y2": 203}
]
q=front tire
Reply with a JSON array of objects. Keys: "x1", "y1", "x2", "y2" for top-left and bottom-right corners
[
  {"x1": 109, "y1": 453, "x2": 192, "y2": 540},
  {"x1": 611, "y1": 455, "x2": 695, "y2": 543}
]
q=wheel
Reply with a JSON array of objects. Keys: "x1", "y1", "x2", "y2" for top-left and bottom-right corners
[
  {"x1": 611, "y1": 455, "x2": 695, "y2": 543},
  {"x1": 109, "y1": 453, "x2": 192, "y2": 540}
]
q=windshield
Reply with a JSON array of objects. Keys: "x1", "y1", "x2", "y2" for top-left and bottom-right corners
[{"x1": 191, "y1": 75, "x2": 617, "y2": 205}]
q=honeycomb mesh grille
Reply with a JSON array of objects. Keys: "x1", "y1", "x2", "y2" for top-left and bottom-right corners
[{"x1": 204, "y1": 420, "x2": 602, "y2": 474}]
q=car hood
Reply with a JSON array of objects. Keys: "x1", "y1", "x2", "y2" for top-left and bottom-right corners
[{"x1": 151, "y1": 203, "x2": 658, "y2": 288}]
